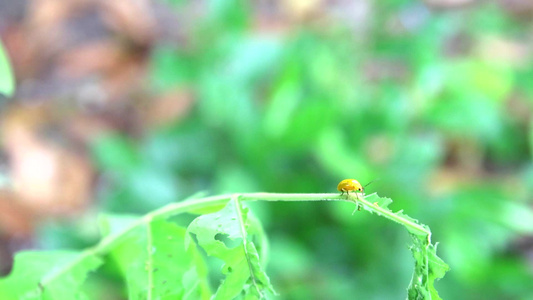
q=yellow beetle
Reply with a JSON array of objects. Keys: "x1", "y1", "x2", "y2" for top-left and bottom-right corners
[
  {"x1": 337, "y1": 179, "x2": 364, "y2": 196},
  {"x1": 338, "y1": 178, "x2": 368, "y2": 213}
]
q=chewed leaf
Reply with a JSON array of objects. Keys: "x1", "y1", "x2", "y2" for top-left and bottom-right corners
[
  {"x1": 244, "y1": 242, "x2": 275, "y2": 296},
  {"x1": 365, "y1": 193, "x2": 393, "y2": 208},
  {"x1": 0, "y1": 192, "x2": 448, "y2": 300},
  {"x1": 358, "y1": 193, "x2": 449, "y2": 300},
  {"x1": 362, "y1": 193, "x2": 428, "y2": 236},
  {"x1": 150, "y1": 220, "x2": 211, "y2": 299},
  {"x1": 187, "y1": 199, "x2": 276, "y2": 299},
  {"x1": 0, "y1": 251, "x2": 102, "y2": 300},
  {"x1": 104, "y1": 214, "x2": 211, "y2": 300},
  {"x1": 408, "y1": 235, "x2": 450, "y2": 300}
]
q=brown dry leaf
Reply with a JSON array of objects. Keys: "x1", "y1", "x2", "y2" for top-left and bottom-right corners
[
  {"x1": 102, "y1": 52, "x2": 147, "y2": 101},
  {"x1": 1, "y1": 106, "x2": 94, "y2": 217},
  {"x1": 27, "y1": 0, "x2": 73, "y2": 31},
  {"x1": 25, "y1": 0, "x2": 85, "y2": 56},
  {"x1": 67, "y1": 115, "x2": 112, "y2": 144},
  {"x1": 145, "y1": 89, "x2": 194, "y2": 128},
  {"x1": 22, "y1": 0, "x2": 100, "y2": 78},
  {"x1": 2, "y1": 24, "x2": 39, "y2": 79},
  {"x1": 57, "y1": 39, "x2": 126, "y2": 78},
  {"x1": 98, "y1": 0, "x2": 157, "y2": 45},
  {"x1": 54, "y1": 149, "x2": 93, "y2": 214},
  {"x1": 0, "y1": 191, "x2": 35, "y2": 239}
]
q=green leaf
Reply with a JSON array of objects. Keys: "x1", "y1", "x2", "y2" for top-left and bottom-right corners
[
  {"x1": 0, "y1": 193, "x2": 448, "y2": 300},
  {"x1": 362, "y1": 193, "x2": 428, "y2": 236},
  {"x1": 0, "y1": 251, "x2": 102, "y2": 300},
  {"x1": 408, "y1": 237, "x2": 450, "y2": 300},
  {"x1": 357, "y1": 193, "x2": 450, "y2": 299},
  {"x1": 0, "y1": 41, "x2": 15, "y2": 97},
  {"x1": 149, "y1": 220, "x2": 211, "y2": 299},
  {"x1": 103, "y1": 215, "x2": 211, "y2": 299},
  {"x1": 186, "y1": 198, "x2": 275, "y2": 299}
]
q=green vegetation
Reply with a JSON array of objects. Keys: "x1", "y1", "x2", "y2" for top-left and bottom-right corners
[
  {"x1": 0, "y1": 193, "x2": 448, "y2": 299},
  {"x1": 1, "y1": 0, "x2": 532, "y2": 299}
]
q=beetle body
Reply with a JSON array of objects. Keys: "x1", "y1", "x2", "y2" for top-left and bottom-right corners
[{"x1": 337, "y1": 179, "x2": 364, "y2": 196}]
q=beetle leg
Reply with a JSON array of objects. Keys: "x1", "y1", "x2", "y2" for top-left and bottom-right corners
[{"x1": 355, "y1": 192, "x2": 362, "y2": 211}]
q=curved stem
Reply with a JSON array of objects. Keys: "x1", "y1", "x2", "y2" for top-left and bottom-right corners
[{"x1": 39, "y1": 192, "x2": 430, "y2": 290}]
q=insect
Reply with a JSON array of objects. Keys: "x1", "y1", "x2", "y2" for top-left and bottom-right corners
[
  {"x1": 338, "y1": 178, "x2": 377, "y2": 213},
  {"x1": 337, "y1": 179, "x2": 364, "y2": 196}
]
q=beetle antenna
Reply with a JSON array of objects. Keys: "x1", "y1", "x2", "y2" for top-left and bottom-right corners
[{"x1": 363, "y1": 178, "x2": 380, "y2": 189}]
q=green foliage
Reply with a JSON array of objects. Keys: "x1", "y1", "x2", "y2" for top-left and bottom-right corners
[
  {"x1": 0, "y1": 251, "x2": 102, "y2": 299},
  {"x1": 80, "y1": 1, "x2": 533, "y2": 297},
  {"x1": 116, "y1": 2, "x2": 533, "y2": 297},
  {"x1": 103, "y1": 216, "x2": 210, "y2": 299},
  {"x1": 0, "y1": 193, "x2": 447, "y2": 299},
  {"x1": 7, "y1": 0, "x2": 530, "y2": 299},
  {"x1": 0, "y1": 40, "x2": 15, "y2": 97},
  {"x1": 358, "y1": 193, "x2": 449, "y2": 299},
  {"x1": 408, "y1": 236, "x2": 448, "y2": 300},
  {"x1": 186, "y1": 198, "x2": 275, "y2": 299}
]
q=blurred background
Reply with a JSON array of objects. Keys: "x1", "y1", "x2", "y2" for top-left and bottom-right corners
[{"x1": 1, "y1": 0, "x2": 533, "y2": 299}]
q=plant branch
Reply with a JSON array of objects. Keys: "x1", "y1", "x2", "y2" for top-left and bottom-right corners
[
  {"x1": 38, "y1": 192, "x2": 430, "y2": 291},
  {"x1": 232, "y1": 194, "x2": 263, "y2": 297},
  {"x1": 146, "y1": 218, "x2": 154, "y2": 300}
]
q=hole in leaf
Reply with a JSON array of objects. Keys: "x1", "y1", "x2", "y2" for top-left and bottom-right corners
[
  {"x1": 215, "y1": 233, "x2": 241, "y2": 248},
  {"x1": 215, "y1": 233, "x2": 226, "y2": 241}
]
